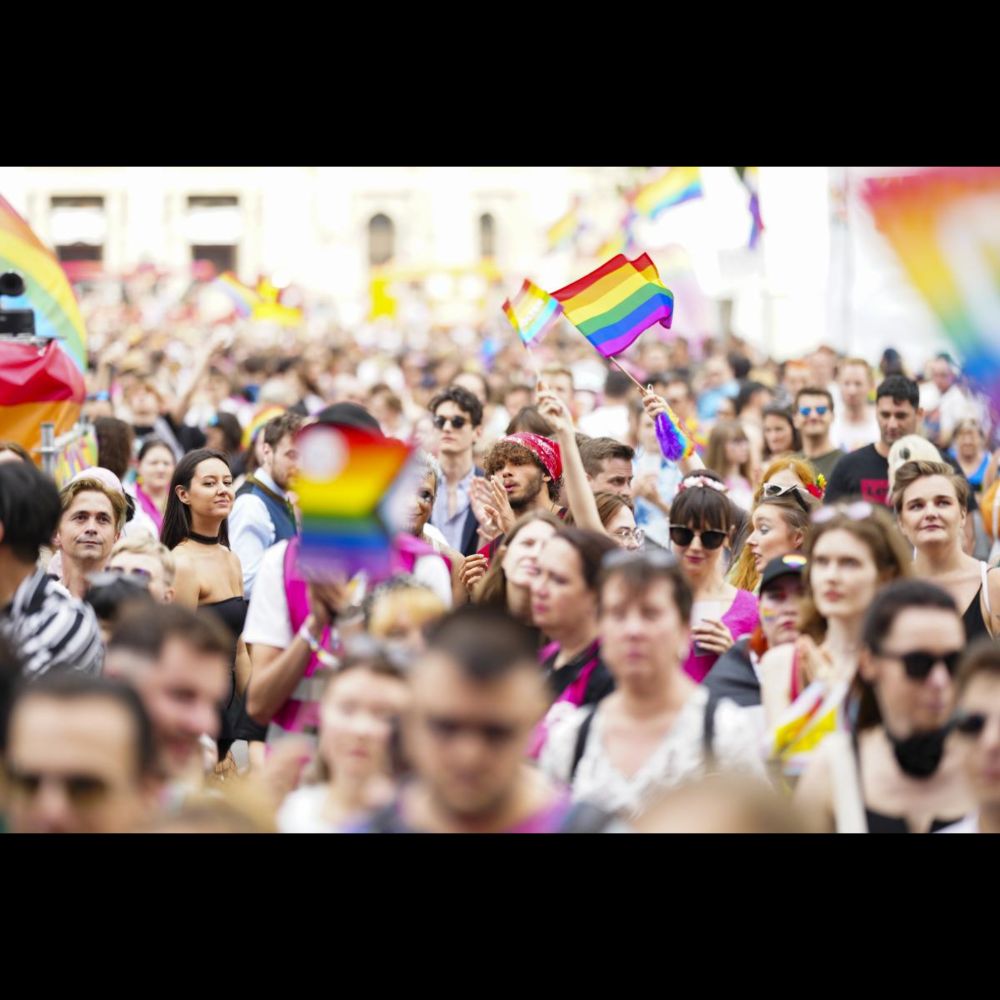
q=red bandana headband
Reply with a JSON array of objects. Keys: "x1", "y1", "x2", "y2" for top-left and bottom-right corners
[{"x1": 500, "y1": 433, "x2": 563, "y2": 481}]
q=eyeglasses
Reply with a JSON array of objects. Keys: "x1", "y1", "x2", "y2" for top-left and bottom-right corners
[
  {"x1": 414, "y1": 489, "x2": 435, "y2": 506},
  {"x1": 811, "y1": 500, "x2": 874, "y2": 525},
  {"x1": 761, "y1": 483, "x2": 813, "y2": 514},
  {"x1": 668, "y1": 525, "x2": 728, "y2": 550},
  {"x1": 423, "y1": 714, "x2": 520, "y2": 747},
  {"x1": 6, "y1": 768, "x2": 111, "y2": 805},
  {"x1": 433, "y1": 415, "x2": 469, "y2": 431},
  {"x1": 102, "y1": 565, "x2": 153, "y2": 582},
  {"x1": 612, "y1": 527, "x2": 645, "y2": 544},
  {"x1": 799, "y1": 406, "x2": 829, "y2": 416},
  {"x1": 877, "y1": 648, "x2": 962, "y2": 681},
  {"x1": 602, "y1": 547, "x2": 678, "y2": 570},
  {"x1": 953, "y1": 711, "x2": 997, "y2": 737}
]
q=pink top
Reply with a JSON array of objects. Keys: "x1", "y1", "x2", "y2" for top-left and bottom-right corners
[
  {"x1": 683, "y1": 588, "x2": 760, "y2": 683},
  {"x1": 134, "y1": 484, "x2": 164, "y2": 535}
]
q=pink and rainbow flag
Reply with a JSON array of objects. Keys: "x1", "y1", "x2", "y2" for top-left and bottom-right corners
[
  {"x1": 502, "y1": 279, "x2": 563, "y2": 347},
  {"x1": 862, "y1": 168, "x2": 1000, "y2": 403},
  {"x1": 551, "y1": 253, "x2": 674, "y2": 358},
  {"x1": 294, "y1": 423, "x2": 412, "y2": 580},
  {"x1": 632, "y1": 167, "x2": 703, "y2": 221},
  {"x1": 214, "y1": 271, "x2": 260, "y2": 318},
  {"x1": 0, "y1": 194, "x2": 88, "y2": 371}
]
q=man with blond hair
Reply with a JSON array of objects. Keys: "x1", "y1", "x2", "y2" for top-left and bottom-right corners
[{"x1": 108, "y1": 535, "x2": 176, "y2": 603}]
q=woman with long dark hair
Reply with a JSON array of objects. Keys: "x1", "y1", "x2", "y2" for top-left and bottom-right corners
[{"x1": 161, "y1": 448, "x2": 263, "y2": 763}]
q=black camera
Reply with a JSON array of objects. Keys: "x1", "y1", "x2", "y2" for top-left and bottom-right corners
[{"x1": 0, "y1": 271, "x2": 36, "y2": 336}]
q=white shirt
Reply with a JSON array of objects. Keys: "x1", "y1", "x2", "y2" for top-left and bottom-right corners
[
  {"x1": 277, "y1": 785, "x2": 346, "y2": 833},
  {"x1": 229, "y1": 469, "x2": 289, "y2": 599},
  {"x1": 831, "y1": 411, "x2": 880, "y2": 454},
  {"x1": 935, "y1": 812, "x2": 980, "y2": 834},
  {"x1": 243, "y1": 540, "x2": 294, "y2": 650},
  {"x1": 579, "y1": 404, "x2": 630, "y2": 442}
]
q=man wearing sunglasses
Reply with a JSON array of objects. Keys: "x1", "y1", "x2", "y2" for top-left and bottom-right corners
[
  {"x1": 358, "y1": 607, "x2": 619, "y2": 833},
  {"x1": 3, "y1": 673, "x2": 160, "y2": 834},
  {"x1": 792, "y1": 387, "x2": 844, "y2": 482},
  {"x1": 427, "y1": 386, "x2": 484, "y2": 558},
  {"x1": 939, "y1": 641, "x2": 1000, "y2": 833}
]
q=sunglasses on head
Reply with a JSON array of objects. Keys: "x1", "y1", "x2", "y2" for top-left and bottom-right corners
[
  {"x1": 877, "y1": 647, "x2": 962, "y2": 681},
  {"x1": 811, "y1": 500, "x2": 874, "y2": 525},
  {"x1": 433, "y1": 415, "x2": 468, "y2": 431},
  {"x1": 953, "y1": 710, "x2": 996, "y2": 737},
  {"x1": 668, "y1": 525, "x2": 728, "y2": 550},
  {"x1": 423, "y1": 714, "x2": 520, "y2": 747},
  {"x1": 799, "y1": 406, "x2": 829, "y2": 416},
  {"x1": 761, "y1": 483, "x2": 813, "y2": 513}
]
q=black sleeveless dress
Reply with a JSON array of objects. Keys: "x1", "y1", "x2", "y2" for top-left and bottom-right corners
[{"x1": 200, "y1": 597, "x2": 267, "y2": 756}]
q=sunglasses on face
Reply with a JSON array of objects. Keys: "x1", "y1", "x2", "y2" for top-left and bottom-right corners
[
  {"x1": 6, "y1": 768, "x2": 110, "y2": 805},
  {"x1": 799, "y1": 406, "x2": 829, "y2": 416},
  {"x1": 423, "y1": 714, "x2": 520, "y2": 747},
  {"x1": 433, "y1": 415, "x2": 468, "y2": 431},
  {"x1": 877, "y1": 648, "x2": 962, "y2": 681},
  {"x1": 761, "y1": 483, "x2": 813, "y2": 514},
  {"x1": 668, "y1": 525, "x2": 728, "y2": 550},
  {"x1": 953, "y1": 711, "x2": 997, "y2": 737}
]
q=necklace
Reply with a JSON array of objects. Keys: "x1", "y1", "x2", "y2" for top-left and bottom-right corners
[{"x1": 187, "y1": 530, "x2": 220, "y2": 545}]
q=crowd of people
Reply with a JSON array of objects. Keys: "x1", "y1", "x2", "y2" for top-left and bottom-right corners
[{"x1": 1, "y1": 275, "x2": 999, "y2": 835}]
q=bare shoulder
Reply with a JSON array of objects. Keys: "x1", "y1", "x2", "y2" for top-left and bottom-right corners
[{"x1": 758, "y1": 643, "x2": 794, "y2": 684}]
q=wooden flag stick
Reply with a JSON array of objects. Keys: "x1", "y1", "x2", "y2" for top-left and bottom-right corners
[{"x1": 608, "y1": 355, "x2": 648, "y2": 395}]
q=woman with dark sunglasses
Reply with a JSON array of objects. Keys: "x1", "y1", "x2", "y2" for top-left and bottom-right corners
[
  {"x1": 668, "y1": 473, "x2": 760, "y2": 683},
  {"x1": 891, "y1": 460, "x2": 1000, "y2": 642},
  {"x1": 938, "y1": 640, "x2": 1000, "y2": 833},
  {"x1": 795, "y1": 580, "x2": 973, "y2": 833}
]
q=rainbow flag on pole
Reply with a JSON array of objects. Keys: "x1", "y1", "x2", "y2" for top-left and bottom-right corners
[
  {"x1": 214, "y1": 271, "x2": 260, "y2": 318},
  {"x1": 551, "y1": 254, "x2": 674, "y2": 358},
  {"x1": 294, "y1": 423, "x2": 412, "y2": 580},
  {"x1": 546, "y1": 199, "x2": 583, "y2": 252},
  {"x1": 502, "y1": 280, "x2": 563, "y2": 347},
  {"x1": 0, "y1": 195, "x2": 88, "y2": 371},
  {"x1": 632, "y1": 168, "x2": 703, "y2": 221}
]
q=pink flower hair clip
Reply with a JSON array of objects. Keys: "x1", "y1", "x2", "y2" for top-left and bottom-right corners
[{"x1": 678, "y1": 475, "x2": 728, "y2": 494}]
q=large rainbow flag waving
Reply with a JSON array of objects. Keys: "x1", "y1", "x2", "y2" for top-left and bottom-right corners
[
  {"x1": 632, "y1": 167, "x2": 703, "y2": 220},
  {"x1": 0, "y1": 195, "x2": 88, "y2": 371},
  {"x1": 551, "y1": 253, "x2": 674, "y2": 358}
]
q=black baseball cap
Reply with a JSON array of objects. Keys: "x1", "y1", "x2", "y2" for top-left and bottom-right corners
[{"x1": 759, "y1": 553, "x2": 807, "y2": 593}]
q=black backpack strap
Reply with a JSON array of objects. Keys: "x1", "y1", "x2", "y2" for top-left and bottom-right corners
[
  {"x1": 703, "y1": 693, "x2": 718, "y2": 767},
  {"x1": 570, "y1": 706, "x2": 598, "y2": 781},
  {"x1": 558, "y1": 800, "x2": 619, "y2": 834}
]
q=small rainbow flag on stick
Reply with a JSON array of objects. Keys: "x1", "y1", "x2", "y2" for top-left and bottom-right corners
[
  {"x1": 0, "y1": 194, "x2": 88, "y2": 371},
  {"x1": 214, "y1": 272, "x2": 260, "y2": 318},
  {"x1": 502, "y1": 280, "x2": 563, "y2": 347},
  {"x1": 546, "y1": 199, "x2": 583, "y2": 252},
  {"x1": 294, "y1": 423, "x2": 412, "y2": 580},
  {"x1": 551, "y1": 253, "x2": 674, "y2": 359},
  {"x1": 632, "y1": 168, "x2": 703, "y2": 220}
]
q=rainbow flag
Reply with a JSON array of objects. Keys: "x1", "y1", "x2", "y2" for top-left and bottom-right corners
[
  {"x1": 595, "y1": 210, "x2": 638, "y2": 260},
  {"x1": 546, "y1": 200, "x2": 583, "y2": 252},
  {"x1": 214, "y1": 272, "x2": 260, "y2": 318},
  {"x1": 862, "y1": 168, "x2": 1000, "y2": 399},
  {"x1": 294, "y1": 423, "x2": 412, "y2": 580},
  {"x1": 53, "y1": 426, "x2": 99, "y2": 488},
  {"x1": 0, "y1": 339, "x2": 86, "y2": 462},
  {"x1": 0, "y1": 195, "x2": 88, "y2": 371},
  {"x1": 734, "y1": 167, "x2": 764, "y2": 248},
  {"x1": 502, "y1": 280, "x2": 563, "y2": 347},
  {"x1": 551, "y1": 254, "x2": 674, "y2": 358},
  {"x1": 632, "y1": 168, "x2": 703, "y2": 220},
  {"x1": 241, "y1": 404, "x2": 286, "y2": 450}
]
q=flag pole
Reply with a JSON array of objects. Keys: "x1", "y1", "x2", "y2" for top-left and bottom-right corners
[{"x1": 608, "y1": 355, "x2": 648, "y2": 395}]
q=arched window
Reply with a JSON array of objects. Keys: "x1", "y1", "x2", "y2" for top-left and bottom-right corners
[
  {"x1": 368, "y1": 213, "x2": 395, "y2": 266},
  {"x1": 479, "y1": 212, "x2": 496, "y2": 258}
]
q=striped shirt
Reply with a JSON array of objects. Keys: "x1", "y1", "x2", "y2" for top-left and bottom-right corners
[{"x1": 0, "y1": 568, "x2": 104, "y2": 679}]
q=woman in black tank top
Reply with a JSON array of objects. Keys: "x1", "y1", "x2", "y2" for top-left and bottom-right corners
[
  {"x1": 893, "y1": 460, "x2": 998, "y2": 642},
  {"x1": 162, "y1": 449, "x2": 265, "y2": 763}
]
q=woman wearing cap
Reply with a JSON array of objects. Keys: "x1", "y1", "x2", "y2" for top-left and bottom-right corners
[
  {"x1": 667, "y1": 472, "x2": 760, "y2": 683},
  {"x1": 759, "y1": 503, "x2": 911, "y2": 780},
  {"x1": 795, "y1": 579, "x2": 972, "y2": 833},
  {"x1": 891, "y1": 460, "x2": 1000, "y2": 642},
  {"x1": 704, "y1": 554, "x2": 808, "y2": 710}
]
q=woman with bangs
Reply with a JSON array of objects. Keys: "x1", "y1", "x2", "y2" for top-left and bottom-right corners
[
  {"x1": 668, "y1": 472, "x2": 760, "y2": 683},
  {"x1": 759, "y1": 503, "x2": 912, "y2": 778},
  {"x1": 891, "y1": 459, "x2": 1000, "y2": 642}
]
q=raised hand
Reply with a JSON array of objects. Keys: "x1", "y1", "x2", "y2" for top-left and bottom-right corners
[
  {"x1": 470, "y1": 477, "x2": 500, "y2": 539},
  {"x1": 460, "y1": 553, "x2": 489, "y2": 594}
]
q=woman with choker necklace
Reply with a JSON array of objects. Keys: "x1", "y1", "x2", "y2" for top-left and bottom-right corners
[
  {"x1": 795, "y1": 580, "x2": 973, "y2": 833},
  {"x1": 161, "y1": 448, "x2": 263, "y2": 766}
]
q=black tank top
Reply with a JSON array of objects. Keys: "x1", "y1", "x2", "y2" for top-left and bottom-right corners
[{"x1": 961, "y1": 586, "x2": 990, "y2": 643}]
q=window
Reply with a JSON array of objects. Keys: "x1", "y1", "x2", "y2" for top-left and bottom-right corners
[
  {"x1": 50, "y1": 196, "x2": 106, "y2": 266},
  {"x1": 479, "y1": 212, "x2": 496, "y2": 258},
  {"x1": 368, "y1": 213, "x2": 395, "y2": 267},
  {"x1": 191, "y1": 244, "x2": 237, "y2": 278}
]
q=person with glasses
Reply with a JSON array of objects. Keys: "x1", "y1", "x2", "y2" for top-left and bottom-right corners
[
  {"x1": 427, "y1": 386, "x2": 485, "y2": 558},
  {"x1": 398, "y1": 452, "x2": 455, "y2": 610},
  {"x1": 108, "y1": 535, "x2": 177, "y2": 604},
  {"x1": 795, "y1": 580, "x2": 972, "y2": 833},
  {"x1": 565, "y1": 493, "x2": 644, "y2": 550},
  {"x1": 667, "y1": 472, "x2": 760, "y2": 683},
  {"x1": 530, "y1": 528, "x2": 619, "y2": 756},
  {"x1": 760, "y1": 503, "x2": 912, "y2": 776},
  {"x1": 938, "y1": 640, "x2": 1000, "y2": 833},
  {"x1": 357, "y1": 607, "x2": 621, "y2": 833},
  {"x1": 792, "y1": 387, "x2": 844, "y2": 483},
  {"x1": 3, "y1": 673, "x2": 160, "y2": 834},
  {"x1": 891, "y1": 460, "x2": 1000, "y2": 642},
  {"x1": 541, "y1": 549, "x2": 764, "y2": 821},
  {"x1": 278, "y1": 652, "x2": 411, "y2": 832}
]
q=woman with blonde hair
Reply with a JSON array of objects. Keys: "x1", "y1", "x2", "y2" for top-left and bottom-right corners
[
  {"x1": 366, "y1": 578, "x2": 448, "y2": 664},
  {"x1": 728, "y1": 491, "x2": 813, "y2": 593},
  {"x1": 705, "y1": 420, "x2": 755, "y2": 510}
]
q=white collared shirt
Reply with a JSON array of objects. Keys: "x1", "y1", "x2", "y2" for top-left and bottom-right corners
[{"x1": 229, "y1": 469, "x2": 290, "y2": 599}]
